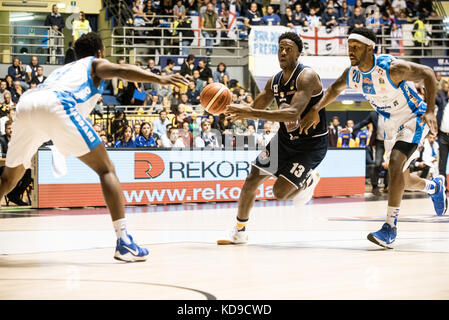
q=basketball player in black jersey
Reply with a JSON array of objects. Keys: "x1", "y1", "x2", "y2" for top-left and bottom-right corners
[{"x1": 217, "y1": 32, "x2": 328, "y2": 245}]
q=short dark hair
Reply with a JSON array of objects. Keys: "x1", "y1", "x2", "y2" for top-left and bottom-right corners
[
  {"x1": 167, "y1": 58, "x2": 174, "y2": 65},
  {"x1": 74, "y1": 32, "x2": 104, "y2": 60},
  {"x1": 348, "y1": 27, "x2": 377, "y2": 43},
  {"x1": 278, "y1": 32, "x2": 303, "y2": 53}
]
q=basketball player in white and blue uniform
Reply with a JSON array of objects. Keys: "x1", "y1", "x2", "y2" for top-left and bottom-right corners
[
  {"x1": 0, "y1": 33, "x2": 189, "y2": 261},
  {"x1": 299, "y1": 27, "x2": 446, "y2": 249}
]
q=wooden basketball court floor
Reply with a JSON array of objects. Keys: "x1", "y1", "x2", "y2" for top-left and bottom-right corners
[{"x1": 1, "y1": 193, "x2": 449, "y2": 300}]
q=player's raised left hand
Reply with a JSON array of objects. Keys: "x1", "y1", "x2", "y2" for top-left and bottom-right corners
[
  {"x1": 226, "y1": 104, "x2": 252, "y2": 121},
  {"x1": 422, "y1": 111, "x2": 437, "y2": 135}
]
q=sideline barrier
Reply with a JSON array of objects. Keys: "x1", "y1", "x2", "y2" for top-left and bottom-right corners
[{"x1": 34, "y1": 148, "x2": 366, "y2": 208}]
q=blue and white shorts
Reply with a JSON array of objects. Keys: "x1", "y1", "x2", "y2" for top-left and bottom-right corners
[{"x1": 6, "y1": 90, "x2": 101, "y2": 169}]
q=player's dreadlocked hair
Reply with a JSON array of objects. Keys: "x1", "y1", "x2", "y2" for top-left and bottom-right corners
[
  {"x1": 278, "y1": 32, "x2": 303, "y2": 53},
  {"x1": 348, "y1": 27, "x2": 377, "y2": 43},
  {"x1": 74, "y1": 32, "x2": 104, "y2": 60}
]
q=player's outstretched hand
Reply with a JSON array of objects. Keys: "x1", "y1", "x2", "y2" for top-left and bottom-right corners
[
  {"x1": 299, "y1": 109, "x2": 320, "y2": 135},
  {"x1": 422, "y1": 111, "x2": 438, "y2": 136},
  {"x1": 160, "y1": 74, "x2": 190, "y2": 87},
  {"x1": 225, "y1": 104, "x2": 252, "y2": 122}
]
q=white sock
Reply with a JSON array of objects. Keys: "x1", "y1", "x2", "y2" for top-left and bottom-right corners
[
  {"x1": 423, "y1": 179, "x2": 437, "y2": 195},
  {"x1": 113, "y1": 218, "x2": 131, "y2": 243},
  {"x1": 386, "y1": 206, "x2": 399, "y2": 228}
]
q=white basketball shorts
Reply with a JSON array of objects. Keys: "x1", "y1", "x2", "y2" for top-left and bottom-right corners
[
  {"x1": 383, "y1": 114, "x2": 429, "y2": 171},
  {"x1": 6, "y1": 90, "x2": 101, "y2": 169}
]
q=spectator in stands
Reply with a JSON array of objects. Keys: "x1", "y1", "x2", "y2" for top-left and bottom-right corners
[
  {"x1": 196, "y1": 59, "x2": 213, "y2": 82},
  {"x1": 114, "y1": 125, "x2": 136, "y2": 148},
  {"x1": 45, "y1": 4, "x2": 65, "y2": 63},
  {"x1": 221, "y1": 74, "x2": 230, "y2": 88},
  {"x1": 322, "y1": 4, "x2": 340, "y2": 30},
  {"x1": 354, "y1": 0, "x2": 365, "y2": 17},
  {"x1": 186, "y1": 81, "x2": 201, "y2": 105},
  {"x1": 11, "y1": 81, "x2": 23, "y2": 104},
  {"x1": 176, "y1": 13, "x2": 195, "y2": 56},
  {"x1": 32, "y1": 66, "x2": 46, "y2": 85},
  {"x1": 72, "y1": 11, "x2": 91, "y2": 42},
  {"x1": 161, "y1": 96, "x2": 173, "y2": 113},
  {"x1": 213, "y1": 62, "x2": 229, "y2": 83},
  {"x1": 193, "y1": 70, "x2": 206, "y2": 92},
  {"x1": 161, "y1": 0, "x2": 174, "y2": 15},
  {"x1": 45, "y1": 4, "x2": 65, "y2": 33},
  {"x1": 136, "y1": 122, "x2": 158, "y2": 147},
  {"x1": 0, "y1": 80, "x2": 10, "y2": 104},
  {"x1": 180, "y1": 54, "x2": 196, "y2": 80},
  {"x1": 162, "y1": 126, "x2": 185, "y2": 148},
  {"x1": 4, "y1": 75, "x2": 13, "y2": 92},
  {"x1": 346, "y1": 119, "x2": 354, "y2": 130},
  {"x1": 180, "y1": 120, "x2": 194, "y2": 147},
  {"x1": 147, "y1": 58, "x2": 161, "y2": 74},
  {"x1": 412, "y1": 13, "x2": 428, "y2": 58},
  {"x1": 8, "y1": 58, "x2": 28, "y2": 90},
  {"x1": 328, "y1": 116, "x2": 342, "y2": 147},
  {"x1": 132, "y1": 123, "x2": 141, "y2": 140},
  {"x1": 207, "y1": 114, "x2": 220, "y2": 131},
  {"x1": 280, "y1": 7, "x2": 297, "y2": 28},
  {"x1": 0, "y1": 119, "x2": 32, "y2": 206},
  {"x1": 231, "y1": 92, "x2": 239, "y2": 105},
  {"x1": 0, "y1": 108, "x2": 14, "y2": 134},
  {"x1": 100, "y1": 132, "x2": 111, "y2": 147},
  {"x1": 306, "y1": 7, "x2": 322, "y2": 28},
  {"x1": 339, "y1": 1, "x2": 351, "y2": 25},
  {"x1": 147, "y1": 94, "x2": 163, "y2": 114},
  {"x1": 348, "y1": 6, "x2": 366, "y2": 29},
  {"x1": 195, "y1": 119, "x2": 220, "y2": 148},
  {"x1": 25, "y1": 56, "x2": 39, "y2": 84},
  {"x1": 92, "y1": 123, "x2": 102, "y2": 136},
  {"x1": 257, "y1": 121, "x2": 275, "y2": 147},
  {"x1": 202, "y1": 2, "x2": 225, "y2": 56},
  {"x1": 1, "y1": 92, "x2": 13, "y2": 109},
  {"x1": 173, "y1": 0, "x2": 186, "y2": 17},
  {"x1": 292, "y1": 3, "x2": 307, "y2": 27},
  {"x1": 262, "y1": 5, "x2": 281, "y2": 26},
  {"x1": 218, "y1": 113, "x2": 233, "y2": 146},
  {"x1": 436, "y1": 72, "x2": 445, "y2": 92},
  {"x1": 163, "y1": 59, "x2": 175, "y2": 75},
  {"x1": 366, "y1": 10, "x2": 381, "y2": 35},
  {"x1": 232, "y1": 118, "x2": 248, "y2": 136},
  {"x1": 153, "y1": 110, "x2": 171, "y2": 137},
  {"x1": 110, "y1": 109, "x2": 128, "y2": 142},
  {"x1": 171, "y1": 85, "x2": 182, "y2": 107},
  {"x1": 244, "y1": 2, "x2": 263, "y2": 30},
  {"x1": 64, "y1": 42, "x2": 76, "y2": 64}
]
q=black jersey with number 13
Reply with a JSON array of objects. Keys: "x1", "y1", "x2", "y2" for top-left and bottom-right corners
[{"x1": 271, "y1": 63, "x2": 327, "y2": 143}]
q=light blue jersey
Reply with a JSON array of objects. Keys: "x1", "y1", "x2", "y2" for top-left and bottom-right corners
[
  {"x1": 346, "y1": 54, "x2": 426, "y2": 122},
  {"x1": 38, "y1": 56, "x2": 105, "y2": 117}
]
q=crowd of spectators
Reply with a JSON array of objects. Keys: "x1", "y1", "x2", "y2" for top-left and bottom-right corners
[{"x1": 128, "y1": 0, "x2": 439, "y2": 47}]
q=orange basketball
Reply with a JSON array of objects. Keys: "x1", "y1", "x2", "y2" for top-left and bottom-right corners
[{"x1": 200, "y1": 83, "x2": 232, "y2": 115}]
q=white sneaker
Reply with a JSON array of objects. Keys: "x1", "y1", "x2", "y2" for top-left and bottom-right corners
[
  {"x1": 217, "y1": 226, "x2": 248, "y2": 245},
  {"x1": 293, "y1": 170, "x2": 320, "y2": 205}
]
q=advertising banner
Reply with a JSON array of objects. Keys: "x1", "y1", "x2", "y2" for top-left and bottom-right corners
[{"x1": 37, "y1": 149, "x2": 365, "y2": 208}]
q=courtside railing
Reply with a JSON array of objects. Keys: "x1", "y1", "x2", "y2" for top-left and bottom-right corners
[{"x1": 0, "y1": 25, "x2": 64, "y2": 64}]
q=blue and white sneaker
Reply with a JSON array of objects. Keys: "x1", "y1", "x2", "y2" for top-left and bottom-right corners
[
  {"x1": 114, "y1": 234, "x2": 149, "y2": 262},
  {"x1": 367, "y1": 223, "x2": 397, "y2": 249},
  {"x1": 429, "y1": 175, "x2": 447, "y2": 216}
]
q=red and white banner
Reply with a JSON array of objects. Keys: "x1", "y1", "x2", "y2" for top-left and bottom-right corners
[{"x1": 294, "y1": 26, "x2": 339, "y2": 55}]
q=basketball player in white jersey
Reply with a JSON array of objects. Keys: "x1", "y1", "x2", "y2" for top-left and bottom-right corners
[
  {"x1": 299, "y1": 27, "x2": 446, "y2": 249},
  {"x1": 0, "y1": 33, "x2": 189, "y2": 261}
]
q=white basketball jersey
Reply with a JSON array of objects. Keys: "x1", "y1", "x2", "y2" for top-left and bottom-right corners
[
  {"x1": 346, "y1": 54, "x2": 427, "y2": 122},
  {"x1": 37, "y1": 56, "x2": 105, "y2": 117}
]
